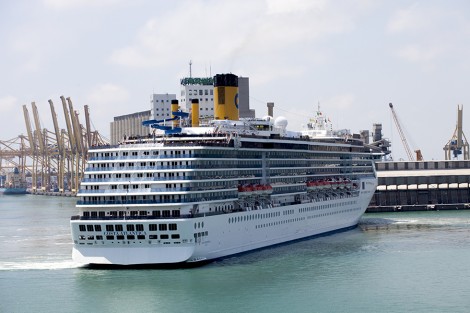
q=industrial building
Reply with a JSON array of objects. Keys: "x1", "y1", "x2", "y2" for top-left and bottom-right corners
[
  {"x1": 110, "y1": 110, "x2": 151, "y2": 145},
  {"x1": 370, "y1": 160, "x2": 470, "y2": 211},
  {"x1": 150, "y1": 93, "x2": 177, "y2": 120}
]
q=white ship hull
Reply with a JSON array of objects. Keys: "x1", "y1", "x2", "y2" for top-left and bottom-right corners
[{"x1": 72, "y1": 177, "x2": 376, "y2": 266}]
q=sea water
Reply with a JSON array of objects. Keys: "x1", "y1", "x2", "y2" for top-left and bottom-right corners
[{"x1": 1, "y1": 194, "x2": 470, "y2": 313}]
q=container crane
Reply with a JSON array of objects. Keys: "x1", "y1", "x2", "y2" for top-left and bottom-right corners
[
  {"x1": 443, "y1": 105, "x2": 469, "y2": 160},
  {"x1": 389, "y1": 103, "x2": 423, "y2": 161}
]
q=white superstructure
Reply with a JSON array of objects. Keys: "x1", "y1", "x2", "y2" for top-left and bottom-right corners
[{"x1": 71, "y1": 120, "x2": 379, "y2": 266}]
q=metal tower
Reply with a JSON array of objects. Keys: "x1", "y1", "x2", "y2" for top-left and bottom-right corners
[{"x1": 444, "y1": 105, "x2": 469, "y2": 160}]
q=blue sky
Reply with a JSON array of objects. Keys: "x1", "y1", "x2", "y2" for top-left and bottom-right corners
[{"x1": 1, "y1": 0, "x2": 470, "y2": 160}]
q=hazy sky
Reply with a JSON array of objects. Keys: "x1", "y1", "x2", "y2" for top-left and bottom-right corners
[{"x1": 1, "y1": 0, "x2": 470, "y2": 160}]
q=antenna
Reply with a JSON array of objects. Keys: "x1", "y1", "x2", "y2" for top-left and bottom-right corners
[{"x1": 189, "y1": 60, "x2": 192, "y2": 78}]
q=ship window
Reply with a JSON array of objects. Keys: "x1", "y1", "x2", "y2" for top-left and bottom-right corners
[
  {"x1": 137, "y1": 235, "x2": 145, "y2": 240},
  {"x1": 94, "y1": 225, "x2": 102, "y2": 232},
  {"x1": 83, "y1": 211, "x2": 90, "y2": 217},
  {"x1": 91, "y1": 211, "x2": 97, "y2": 217},
  {"x1": 106, "y1": 225, "x2": 114, "y2": 231},
  {"x1": 172, "y1": 210, "x2": 180, "y2": 217},
  {"x1": 159, "y1": 224, "x2": 167, "y2": 231},
  {"x1": 127, "y1": 235, "x2": 135, "y2": 240},
  {"x1": 160, "y1": 234, "x2": 169, "y2": 239},
  {"x1": 99, "y1": 211, "x2": 105, "y2": 217},
  {"x1": 117, "y1": 235, "x2": 125, "y2": 240},
  {"x1": 149, "y1": 224, "x2": 158, "y2": 231},
  {"x1": 87, "y1": 225, "x2": 94, "y2": 232},
  {"x1": 169, "y1": 223, "x2": 177, "y2": 231},
  {"x1": 115, "y1": 225, "x2": 123, "y2": 231},
  {"x1": 162, "y1": 210, "x2": 170, "y2": 217},
  {"x1": 152, "y1": 211, "x2": 161, "y2": 217},
  {"x1": 136, "y1": 224, "x2": 144, "y2": 231},
  {"x1": 171, "y1": 234, "x2": 180, "y2": 239},
  {"x1": 106, "y1": 235, "x2": 114, "y2": 240},
  {"x1": 127, "y1": 224, "x2": 135, "y2": 231},
  {"x1": 79, "y1": 225, "x2": 86, "y2": 232},
  {"x1": 96, "y1": 235, "x2": 103, "y2": 240}
]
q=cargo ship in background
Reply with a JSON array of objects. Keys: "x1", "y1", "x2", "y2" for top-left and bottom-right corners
[
  {"x1": 0, "y1": 167, "x2": 28, "y2": 195},
  {"x1": 70, "y1": 73, "x2": 380, "y2": 266}
]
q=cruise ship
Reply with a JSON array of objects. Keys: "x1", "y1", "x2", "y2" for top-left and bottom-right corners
[{"x1": 71, "y1": 74, "x2": 380, "y2": 266}]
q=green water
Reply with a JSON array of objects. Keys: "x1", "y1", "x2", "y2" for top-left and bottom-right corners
[{"x1": 1, "y1": 195, "x2": 470, "y2": 313}]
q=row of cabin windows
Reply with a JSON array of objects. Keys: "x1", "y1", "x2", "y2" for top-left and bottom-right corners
[
  {"x1": 104, "y1": 161, "x2": 190, "y2": 168},
  {"x1": 94, "y1": 150, "x2": 191, "y2": 158},
  {"x1": 78, "y1": 223, "x2": 177, "y2": 232},
  {"x1": 82, "y1": 210, "x2": 180, "y2": 218},
  {"x1": 79, "y1": 234, "x2": 180, "y2": 241}
]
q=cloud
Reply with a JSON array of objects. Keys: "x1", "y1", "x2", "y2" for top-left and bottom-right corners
[
  {"x1": 0, "y1": 96, "x2": 18, "y2": 113},
  {"x1": 109, "y1": 0, "x2": 366, "y2": 74},
  {"x1": 387, "y1": 4, "x2": 428, "y2": 34},
  {"x1": 266, "y1": 0, "x2": 327, "y2": 15},
  {"x1": 87, "y1": 83, "x2": 130, "y2": 105},
  {"x1": 395, "y1": 44, "x2": 445, "y2": 64},
  {"x1": 43, "y1": 0, "x2": 123, "y2": 10},
  {"x1": 324, "y1": 94, "x2": 356, "y2": 111},
  {"x1": 386, "y1": 4, "x2": 469, "y2": 68},
  {"x1": 83, "y1": 83, "x2": 131, "y2": 135}
]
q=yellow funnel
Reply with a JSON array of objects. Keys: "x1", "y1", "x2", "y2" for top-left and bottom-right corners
[{"x1": 214, "y1": 74, "x2": 238, "y2": 120}]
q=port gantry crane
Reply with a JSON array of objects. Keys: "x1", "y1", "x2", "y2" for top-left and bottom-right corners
[
  {"x1": 389, "y1": 103, "x2": 423, "y2": 161},
  {"x1": 443, "y1": 105, "x2": 469, "y2": 160}
]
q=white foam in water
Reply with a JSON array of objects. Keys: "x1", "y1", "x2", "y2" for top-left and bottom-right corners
[{"x1": 0, "y1": 260, "x2": 82, "y2": 270}]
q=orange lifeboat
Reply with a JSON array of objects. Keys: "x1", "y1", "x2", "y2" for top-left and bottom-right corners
[
  {"x1": 253, "y1": 184, "x2": 264, "y2": 195},
  {"x1": 306, "y1": 181, "x2": 317, "y2": 191},
  {"x1": 238, "y1": 184, "x2": 253, "y2": 196},
  {"x1": 263, "y1": 184, "x2": 273, "y2": 194}
]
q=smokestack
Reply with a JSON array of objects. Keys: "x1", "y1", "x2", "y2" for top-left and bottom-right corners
[
  {"x1": 171, "y1": 99, "x2": 179, "y2": 128},
  {"x1": 214, "y1": 73, "x2": 239, "y2": 120},
  {"x1": 267, "y1": 102, "x2": 274, "y2": 117},
  {"x1": 373, "y1": 123, "x2": 382, "y2": 142},
  {"x1": 191, "y1": 98, "x2": 199, "y2": 127}
]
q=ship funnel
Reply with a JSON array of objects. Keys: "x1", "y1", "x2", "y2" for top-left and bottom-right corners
[
  {"x1": 267, "y1": 102, "x2": 274, "y2": 117},
  {"x1": 214, "y1": 73, "x2": 239, "y2": 120},
  {"x1": 373, "y1": 123, "x2": 382, "y2": 142},
  {"x1": 171, "y1": 99, "x2": 179, "y2": 128},
  {"x1": 191, "y1": 98, "x2": 199, "y2": 127}
]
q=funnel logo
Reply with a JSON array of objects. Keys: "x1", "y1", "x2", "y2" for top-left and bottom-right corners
[{"x1": 234, "y1": 93, "x2": 239, "y2": 109}]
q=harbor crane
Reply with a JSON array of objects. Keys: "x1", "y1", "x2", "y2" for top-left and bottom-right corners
[
  {"x1": 389, "y1": 103, "x2": 423, "y2": 161},
  {"x1": 443, "y1": 105, "x2": 469, "y2": 160}
]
